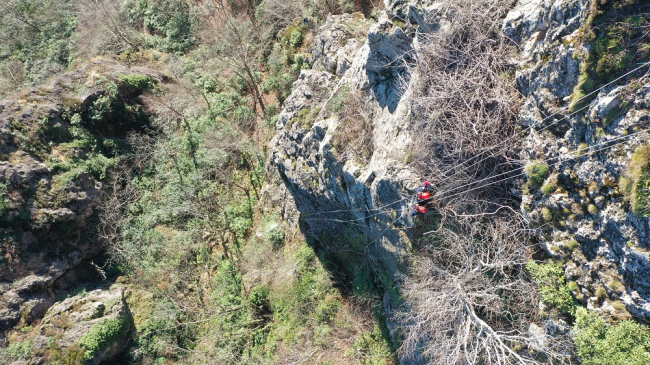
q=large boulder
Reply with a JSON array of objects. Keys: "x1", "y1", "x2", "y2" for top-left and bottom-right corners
[{"x1": 0, "y1": 285, "x2": 134, "y2": 365}]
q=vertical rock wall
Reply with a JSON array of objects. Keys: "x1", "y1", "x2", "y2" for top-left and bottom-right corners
[
  {"x1": 505, "y1": 0, "x2": 650, "y2": 319},
  {"x1": 263, "y1": 5, "x2": 436, "y2": 275}
]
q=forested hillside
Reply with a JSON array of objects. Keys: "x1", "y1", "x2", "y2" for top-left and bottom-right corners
[{"x1": 1, "y1": 0, "x2": 650, "y2": 365}]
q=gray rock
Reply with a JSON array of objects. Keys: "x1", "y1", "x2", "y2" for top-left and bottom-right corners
[
  {"x1": 263, "y1": 5, "x2": 433, "y2": 363},
  {"x1": 39, "y1": 286, "x2": 134, "y2": 364},
  {"x1": 507, "y1": 0, "x2": 650, "y2": 319}
]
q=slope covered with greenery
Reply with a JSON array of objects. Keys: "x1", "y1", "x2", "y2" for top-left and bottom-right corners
[{"x1": 1, "y1": 0, "x2": 394, "y2": 364}]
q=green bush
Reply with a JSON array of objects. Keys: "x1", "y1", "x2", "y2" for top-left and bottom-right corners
[
  {"x1": 129, "y1": 0, "x2": 196, "y2": 53},
  {"x1": 541, "y1": 182, "x2": 557, "y2": 195},
  {"x1": 281, "y1": 22, "x2": 308, "y2": 48},
  {"x1": 528, "y1": 261, "x2": 577, "y2": 316},
  {"x1": 249, "y1": 285, "x2": 271, "y2": 315},
  {"x1": 0, "y1": 0, "x2": 77, "y2": 93},
  {"x1": 525, "y1": 161, "x2": 549, "y2": 190},
  {"x1": 119, "y1": 74, "x2": 157, "y2": 94},
  {"x1": 0, "y1": 183, "x2": 10, "y2": 216},
  {"x1": 266, "y1": 225, "x2": 285, "y2": 248},
  {"x1": 1, "y1": 339, "x2": 33, "y2": 360},
  {"x1": 588, "y1": 204, "x2": 599, "y2": 215},
  {"x1": 315, "y1": 295, "x2": 341, "y2": 323},
  {"x1": 574, "y1": 307, "x2": 650, "y2": 365},
  {"x1": 353, "y1": 270, "x2": 377, "y2": 298},
  {"x1": 289, "y1": 30, "x2": 304, "y2": 48}
]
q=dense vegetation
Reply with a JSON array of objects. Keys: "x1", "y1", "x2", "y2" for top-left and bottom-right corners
[
  {"x1": 574, "y1": 307, "x2": 650, "y2": 365},
  {"x1": 0, "y1": 0, "x2": 78, "y2": 94}
]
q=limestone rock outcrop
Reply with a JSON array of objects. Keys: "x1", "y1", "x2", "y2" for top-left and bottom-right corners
[
  {"x1": 505, "y1": 0, "x2": 650, "y2": 319},
  {"x1": 1, "y1": 285, "x2": 133, "y2": 365},
  {"x1": 264, "y1": 1, "x2": 431, "y2": 278}
]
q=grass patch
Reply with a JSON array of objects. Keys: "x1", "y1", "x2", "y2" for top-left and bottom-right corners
[
  {"x1": 0, "y1": 339, "x2": 33, "y2": 361},
  {"x1": 566, "y1": 239, "x2": 580, "y2": 251},
  {"x1": 541, "y1": 182, "x2": 557, "y2": 195},
  {"x1": 621, "y1": 145, "x2": 650, "y2": 216},
  {"x1": 541, "y1": 207, "x2": 554, "y2": 222},
  {"x1": 570, "y1": 0, "x2": 650, "y2": 111},
  {"x1": 329, "y1": 85, "x2": 351, "y2": 114},
  {"x1": 587, "y1": 204, "x2": 599, "y2": 215},
  {"x1": 293, "y1": 107, "x2": 321, "y2": 129},
  {"x1": 346, "y1": 326, "x2": 394, "y2": 364},
  {"x1": 525, "y1": 161, "x2": 549, "y2": 190}
]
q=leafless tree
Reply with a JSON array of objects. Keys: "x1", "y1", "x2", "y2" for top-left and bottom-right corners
[
  {"x1": 197, "y1": 3, "x2": 269, "y2": 116},
  {"x1": 0, "y1": 56, "x2": 26, "y2": 96},
  {"x1": 77, "y1": 0, "x2": 142, "y2": 57},
  {"x1": 258, "y1": 0, "x2": 340, "y2": 30},
  {"x1": 408, "y1": 0, "x2": 521, "y2": 214},
  {"x1": 398, "y1": 216, "x2": 573, "y2": 364}
]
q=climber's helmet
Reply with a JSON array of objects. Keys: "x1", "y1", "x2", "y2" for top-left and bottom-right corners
[{"x1": 415, "y1": 205, "x2": 427, "y2": 214}]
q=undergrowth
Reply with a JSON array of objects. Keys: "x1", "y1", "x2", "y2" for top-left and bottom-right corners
[
  {"x1": 527, "y1": 260, "x2": 578, "y2": 317},
  {"x1": 570, "y1": 0, "x2": 650, "y2": 111},
  {"x1": 574, "y1": 307, "x2": 650, "y2": 365}
]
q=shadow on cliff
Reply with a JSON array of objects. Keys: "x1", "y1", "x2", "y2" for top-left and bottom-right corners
[
  {"x1": 276, "y1": 164, "x2": 410, "y2": 294},
  {"x1": 365, "y1": 26, "x2": 414, "y2": 114}
]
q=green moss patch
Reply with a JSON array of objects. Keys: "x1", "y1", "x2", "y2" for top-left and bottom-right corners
[
  {"x1": 77, "y1": 314, "x2": 132, "y2": 361},
  {"x1": 574, "y1": 307, "x2": 650, "y2": 365}
]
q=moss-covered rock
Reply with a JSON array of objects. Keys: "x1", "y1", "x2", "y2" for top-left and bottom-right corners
[{"x1": 38, "y1": 285, "x2": 134, "y2": 365}]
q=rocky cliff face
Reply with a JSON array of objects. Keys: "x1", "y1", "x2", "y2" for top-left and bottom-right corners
[
  {"x1": 263, "y1": 2, "x2": 440, "y2": 278},
  {"x1": 262, "y1": 4, "x2": 448, "y2": 361},
  {"x1": 263, "y1": 0, "x2": 650, "y2": 341},
  {"x1": 506, "y1": 0, "x2": 650, "y2": 320},
  {"x1": 0, "y1": 60, "x2": 161, "y2": 361}
]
